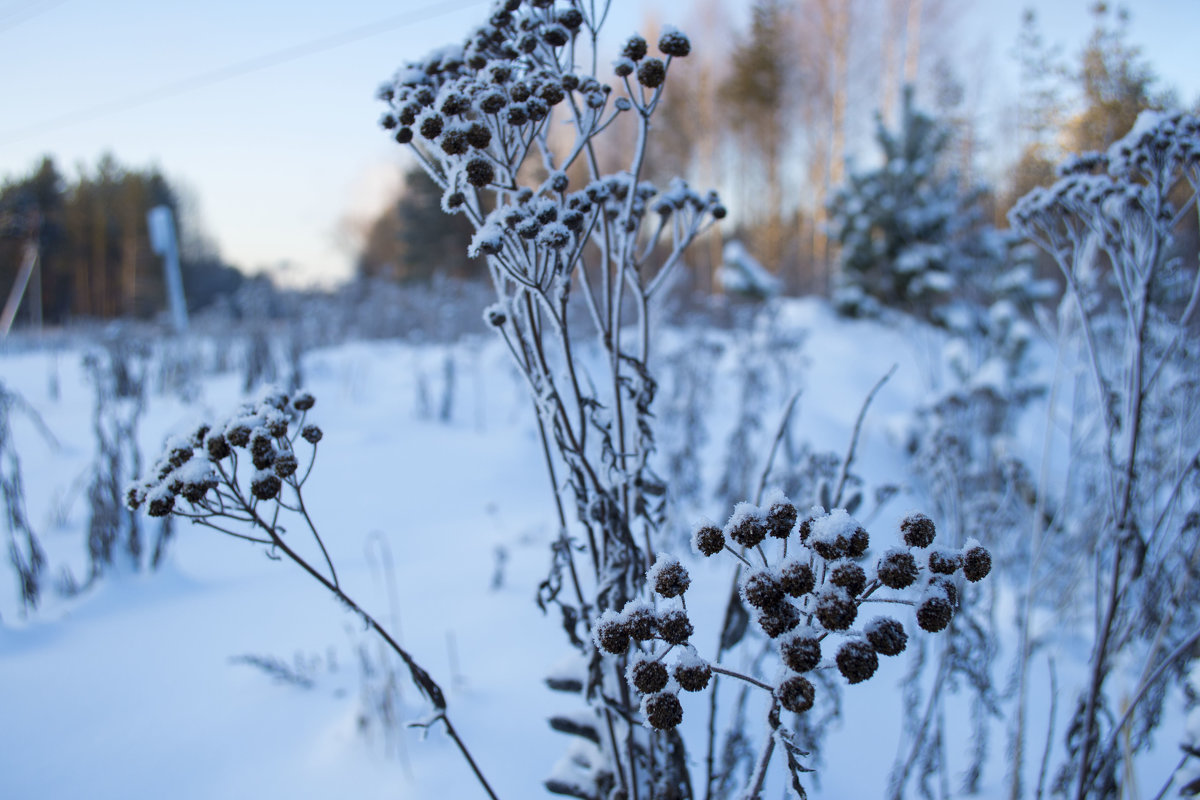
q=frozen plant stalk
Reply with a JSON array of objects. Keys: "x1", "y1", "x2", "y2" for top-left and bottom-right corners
[{"x1": 379, "y1": 2, "x2": 724, "y2": 798}]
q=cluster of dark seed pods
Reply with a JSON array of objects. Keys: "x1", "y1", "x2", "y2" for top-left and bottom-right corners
[{"x1": 127, "y1": 391, "x2": 321, "y2": 517}]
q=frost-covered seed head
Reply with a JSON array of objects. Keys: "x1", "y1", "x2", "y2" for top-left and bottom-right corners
[
  {"x1": 674, "y1": 661, "x2": 711, "y2": 692},
  {"x1": 846, "y1": 526, "x2": 870, "y2": 558},
  {"x1": 757, "y1": 600, "x2": 801, "y2": 638},
  {"x1": 711, "y1": 204, "x2": 727, "y2": 219},
  {"x1": 658, "y1": 28, "x2": 691, "y2": 58},
  {"x1": 542, "y1": 25, "x2": 569, "y2": 47},
  {"x1": 558, "y1": 8, "x2": 583, "y2": 29},
  {"x1": 657, "y1": 608, "x2": 693, "y2": 645},
  {"x1": 594, "y1": 613, "x2": 630, "y2": 655},
  {"x1": 292, "y1": 393, "x2": 315, "y2": 411},
  {"x1": 419, "y1": 114, "x2": 444, "y2": 139},
  {"x1": 650, "y1": 558, "x2": 690, "y2": 598},
  {"x1": 917, "y1": 596, "x2": 953, "y2": 632},
  {"x1": 525, "y1": 96, "x2": 549, "y2": 121},
  {"x1": 441, "y1": 93, "x2": 470, "y2": 116},
  {"x1": 548, "y1": 171, "x2": 569, "y2": 192},
  {"x1": 775, "y1": 675, "x2": 815, "y2": 713},
  {"x1": 866, "y1": 617, "x2": 907, "y2": 656},
  {"x1": 622, "y1": 34, "x2": 648, "y2": 61},
  {"x1": 797, "y1": 516, "x2": 814, "y2": 543},
  {"x1": 729, "y1": 516, "x2": 767, "y2": 549},
  {"x1": 836, "y1": 639, "x2": 879, "y2": 684},
  {"x1": 301, "y1": 424, "x2": 323, "y2": 445},
  {"x1": 741, "y1": 570, "x2": 784, "y2": 609},
  {"x1": 440, "y1": 128, "x2": 469, "y2": 155},
  {"x1": 694, "y1": 525, "x2": 724, "y2": 556},
  {"x1": 205, "y1": 434, "x2": 231, "y2": 461},
  {"x1": 779, "y1": 632, "x2": 821, "y2": 673},
  {"x1": 274, "y1": 452, "x2": 298, "y2": 479},
  {"x1": 506, "y1": 104, "x2": 529, "y2": 126},
  {"x1": 517, "y1": 33, "x2": 537, "y2": 53},
  {"x1": 637, "y1": 58, "x2": 666, "y2": 89},
  {"x1": 509, "y1": 82, "x2": 531, "y2": 102},
  {"x1": 465, "y1": 121, "x2": 491, "y2": 149},
  {"x1": 168, "y1": 445, "x2": 192, "y2": 468},
  {"x1": 398, "y1": 103, "x2": 420, "y2": 125},
  {"x1": 624, "y1": 606, "x2": 657, "y2": 641},
  {"x1": 816, "y1": 588, "x2": 857, "y2": 631},
  {"x1": 614, "y1": 57, "x2": 635, "y2": 78},
  {"x1": 479, "y1": 91, "x2": 506, "y2": 114},
  {"x1": 630, "y1": 658, "x2": 669, "y2": 694},
  {"x1": 901, "y1": 513, "x2": 936, "y2": 548},
  {"x1": 928, "y1": 549, "x2": 961, "y2": 575},
  {"x1": 486, "y1": 306, "x2": 507, "y2": 327},
  {"x1": 830, "y1": 561, "x2": 867, "y2": 596},
  {"x1": 148, "y1": 492, "x2": 175, "y2": 517},
  {"x1": 644, "y1": 691, "x2": 683, "y2": 730},
  {"x1": 250, "y1": 434, "x2": 275, "y2": 470},
  {"x1": 227, "y1": 424, "x2": 251, "y2": 447},
  {"x1": 963, "y1": 546, "x2": 992, "y2": 582},
  {"x1": 779, "y1": 560, "x2": 815, "y2": 597},
  {"x1": 251, "y1": 472, "x2": 282, "y2": 501},
  {"x1": 395, "y1": 127, "x2": 414, "y2": 144},
  {"x1": 810, "y1": 537, "x2": 845, "y2": 561},
  {"x1": 766, "y1": 501, "x2": 798, "y2": 539},
  {"x1": 465, "y1": 157, "x2": 495, "y2": 187},
  {"x1": 877, "y1": 550, "x2": 919, "y2": 589},
  {"x1": 126, "y1": 485, "x2": 144, "y2": 510}
]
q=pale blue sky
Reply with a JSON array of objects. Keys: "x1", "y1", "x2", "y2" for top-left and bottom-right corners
[{"x1": 1, "y1": 0, "x2": 1197, "y2": 288}]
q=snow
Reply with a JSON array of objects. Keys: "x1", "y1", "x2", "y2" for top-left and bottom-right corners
[{"x1": 0, "y1": 294, "x2": 1187, "y2": 798}]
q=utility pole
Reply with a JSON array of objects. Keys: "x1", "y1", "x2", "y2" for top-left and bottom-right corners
[
  {"x1": 0, "y1": 213, "x2": 42, "y2": 338},
  {"x1": 147, "y1": 205, "x2": 188, "y2": 334}
]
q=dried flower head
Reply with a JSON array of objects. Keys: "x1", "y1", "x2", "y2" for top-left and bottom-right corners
[
  {"x1": 917, "y1": 596, "x2": 953, "y2": 633},
  {"x1": 673, "y1": 654, "x2": 711, "y2": 692},
  {"x1": 465, "y1": 156, "x2": 496, "y2": 187},
  {"x1": 292, "y1": 392, "x2": 315, "y2": 411},
  {"x1": 963, "y1": 545, "x2": 992, "y2": 582},
  {"x1": 594, "y1": 611, "x2": 630, "y2": 655},
  {"x1": 693, "y1": 524, "x2": 724, "y2": 557},
  {"x1": 829, "y1": 560, "x2": 867, "y2": 597},
  {"x1": 816, "y1": 587, "x2": 857, "y2": 631},
  {"x1": 643, "y1": 691, "x2": 683, "y2": 730},
  {"x1": 766, "y1": 500, "x2": 798, "y2": 539},
  {"x1": 623, "y1": 603, "x2": 657, "y2": 641},
  {"x1": 901, "y1": 513, "x2": 936, "y2": 548},
  {"x1": 301, "y1": 424, "x2": 323, "y2": 445},
  {"x1": 779, "y1": 631, "x2": 821, "y2": 673},
  {"x1": 657, "y1": 608, "x2": 693, "y2": 645},
  {"x1": 648, "y1": 554, "x2": 690, "y2": 598},
  {"x1": 658, "y1": 28, "x2": 691, "y2": 58},
  {"x1": 928, "y1": 549, "x2": 961, "y2": 575},
  {"x1": 865, "y1": 617, "x2": 907, "y2": 656},
  {"x1": 877, "y1": 549, "x2": 919, "y2": 589},
  {"x1": 757, "y1": 600, "x2": 801, "y2": 638},
  {"x1": 622, "y1": 34, "x2": 648, "y2": 61},
  {"x1": 836, "y1": 639, "x2": 879, "y2": 684},
  {"x1": 637, "y1": 58, "x2": 666, "y2": 89},
  {"x1": 251, "y1": 471, "x2": 282, "y2": 501},
  {"x1": 779, "y1": 560, "x2": 815, "y2": 597},
  {"x1": 775, "y1": 675, "x2": 815, "y2": 713},
  {"x1": 629, "y1": 657, "x2": 669, "y2": 694},
  {"x1": 741, "y1": 570, "x2": 784, "y2": 609}
]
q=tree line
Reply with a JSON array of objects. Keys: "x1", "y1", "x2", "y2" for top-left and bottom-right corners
[
  {"x1": 0, "y1": 154, "x2": 244, "y2": 327},
  {"x1": 357, "y1": 1, "x2": 1184, "y2": 293}
]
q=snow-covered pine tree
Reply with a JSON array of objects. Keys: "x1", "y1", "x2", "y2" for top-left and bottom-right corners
[{"x1": 827, "y1": 87, "x2": 1001, "y2": 326}]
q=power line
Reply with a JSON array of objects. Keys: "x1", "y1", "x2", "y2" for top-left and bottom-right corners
[{"x1": 0, "y1": 0, "x2": 487, "y2": 145}]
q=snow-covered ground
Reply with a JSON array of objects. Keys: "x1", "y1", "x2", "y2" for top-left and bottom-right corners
[{"x1": 0, "y1": 298, "x2": 1185, "y2": 798}]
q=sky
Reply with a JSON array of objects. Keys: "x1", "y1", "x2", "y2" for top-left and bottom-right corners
[{"x1": 1, "y1": 0, "x2": 1198, "y2": 289}]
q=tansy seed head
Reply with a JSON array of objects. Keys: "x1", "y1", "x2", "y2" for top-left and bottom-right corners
[
  {"x1": 643, "y1": 691, "x2": 683, "y2": 730},
  {"x1": 657, "y1": 608, "x2": 693, "y2": 645},
  {"x1": 623, "y1": 604, "x2": 657, "y2": 641},
  {"x1": 757, "y1": 600, "x2": 801, "y2": 638},
  {"x1": 766, "y1": 501, "x2": 798, "y2": 539},
  {"x1": 292, "y1": 393, "x2": 315, "y2": 411},
  {"x1": 205, "y1": 433, "x2": 231, "y2": 461},
  {"x1": 901, "y1": 513, "x2": 936, "y2": 548},
  {"x1": 775, "y1": 675, "x2": 815, "y2": 713},
  {"x1": 251, "y1": 472, "x2": 281, "y2": 500},
  {"x1": 779, "y1": 560, "x2": 815, "y2": 597},
  {"x1": 917, "y1": 596, "x2": 953, "y2": 632},
  {"x1": 830, "y1": 561, "x2": 867, "y2": 597},
  {"x1": 594, "y1": 611, "x2": 630, "y2": 655},
  {"x1": 963, "y1": 546, "x2": 992, "y2": 582},
  {"x1": 637, "y1": 58, "x2": 666, "y2": 89},
  {"x1": 419, "y1": 114, "x2": 444, "y2": 139},
  {"x1": 465, "y1": 157, "x2": 495, "y2": 187},
  {"x1": 649, "y1": 555, "x2": 690, "y2": 598},
  {"x1": 274, "y1": 452, "x2": 298, "y2": 479},
  {"x1": 629, "y1": 657, "x2": 669, "y2": 694},
  {"x1": 622, "y1": 34, "x2": 648, "y2": 61},
  {"x1": 865, "y1": 617, "x2": 907, "y2": 656},
  {"x1": 847, "y1": 526, "x2": 870, "y2": 558},
  {"x1": 816, "y1": 587, "x2": 857, "y2": 631},
  {"x1": 301, "y1": 424, "x2": 323, "y2": 444},
  {"x1": 658, "y1": 28, "x2": 691, "y2": 58},
  {"x1": 148, "y1": 492, "x2": 175, "y2": 517},
  {"x1": 836, "y1": 639, "x2": 879, "y2": 684},
  {"x1": 674, "y1": 659, "x2": 711, "y2": 692},
  {"x1": 741, "y1": 570, "x2": 784, "y2": 609},
  {"x1": 877, "y1": 549, "x2": 919, "y2": 589},
  {"x1": 779, "y1": 631, "x2": 821, "y2": 673},
  {"x1": 693, "y1": 525, "x2": 724, "y2": 556},
  {"x1": 227, "y1": 424, "x2": 251, "y2": 447}
]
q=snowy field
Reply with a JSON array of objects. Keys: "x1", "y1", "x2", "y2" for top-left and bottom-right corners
[{"x1": 0, "y1": 298, "x2": 1188, "y2": 798}]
